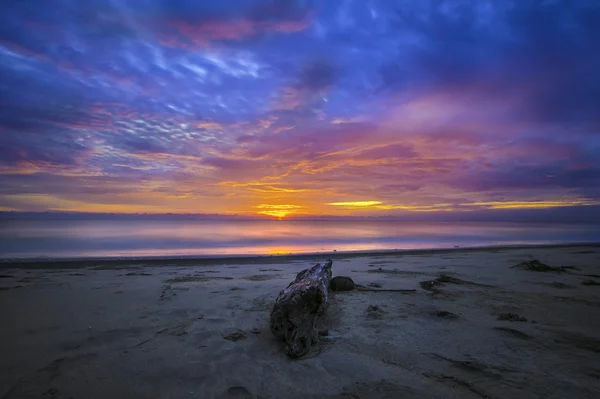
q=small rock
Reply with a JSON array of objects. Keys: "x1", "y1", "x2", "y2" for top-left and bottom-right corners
[
  {"x1": 368, "y1": 282, "x2": 382, "y2": 288},
  {"x1": 420, "y1": 280, "x2": 439, "y2": 291},
  {"x1": 511, "y1": 259, "x2": 567, "y2": 272},
  {"x1": 582, "y1": 279, "x2": 600, "y2": 286},
  {"x1": 250, "y1": 328, "x2": 260, "y2": 334},
  {"x1": 219, "y1": 386, "x2": 255, "y2": 398},
  {"x1": 497, "y1": 313, "x2": 527, "y2": 322},
  {"x1": 331, "y1": 276, "x2": 355, "y2": 291},
  {"x1": 43, "y1": 388, "x2": 59, "y2": 396},
  {"x1": 494, "y1": 326, "x2": 532, "y2": 340},
  {"x1": 318, "y1": 329, "x2": 329, "y2": 337},
  {"x1": 436, "y1": 310, "x2": 459, "y2": 319},
  {"x1": 221, "y1": 328, "x2": 247, "y2": 342},
  {"x1": 546, "y1": 281, "x2": 571, "y2": 289}
]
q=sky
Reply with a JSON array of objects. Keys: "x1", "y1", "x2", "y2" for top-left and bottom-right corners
[{"x1": 1, "y1": 0, "x2": 599, "y2": 219}]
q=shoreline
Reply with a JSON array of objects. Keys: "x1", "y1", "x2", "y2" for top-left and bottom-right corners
[{"x1": 2, "y1": 241, "x2": 599, "y2": 269}]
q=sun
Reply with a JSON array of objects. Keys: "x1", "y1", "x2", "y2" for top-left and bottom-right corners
[
  {"x1": 258, "y1": 210, "x2": 289, "y2": 219},
  {"x1": 254, "y1": 204, "x2": 304, "y2": 219}
]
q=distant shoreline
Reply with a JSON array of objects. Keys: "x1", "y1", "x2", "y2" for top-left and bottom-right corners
[{"x1": 2, "y1": 242, "x2": 598, "y2": 269}]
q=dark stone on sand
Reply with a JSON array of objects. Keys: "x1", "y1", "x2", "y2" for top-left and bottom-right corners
[
  {"x1": 331, "y1": 276, "x2": 355, "y2": 291},
  {"x1": 437, "y1": 275, "x2": 487, "y2": 285},
  {"x1": 368, "y1": 282, "x2": 382, "y2": 288},
  {"x1": 437, "y1": 275, "x2": 460, "y2": 284},
  {"x1": 436, "y1": 310, "x2": 459, "y2": 319},
  {"x1": 545, "y1": 281, "x2": 572, "y2": 289},
  {"x1": 497, "y1": 313, "x2": 527, "y2": 322},
  {"x1": 511, "y1": 259, "x2": 568, "y2": 272},
  {"x1": 221, "y1": 328, "x2": 247, "y2": 342},
  {"x1": 219, "y1": 386, "x2": 257, "y2": 398},
  {"x1": 318, "y1": 329, "x2": 329, "y2": 336},
  {"x1": 420, "y1": 280, "x2": 441, "y2": 291},
  {"x1": 250, "y1": 328, "x2": 260, "y2": 334},
  {"x1": 582, "y1": 279, "x2": 600, "y2": 286},
  {"x1": 493, "y1": 326, "x2": 532, "y2": 340},
  {"x1": 243, "y1": 274, "x2": 281, "y2": 281},
  {"x1": 420, "y1": 274, "x2": 492, "y2": 291},
  {"x1": 2, "y1": 285, "x2": 23, "y2": 290},
  {"x1": 166, "y1": 275, "x2": 234, "y2": 283},
  {"x1": 44, "y1": 388, "x2": 59, "y2": 396},
  {"x1": 0, "y1": 274, "x2": 14, "y2": 278}
]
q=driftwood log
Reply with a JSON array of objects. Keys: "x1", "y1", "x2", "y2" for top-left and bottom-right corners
[{"x1": 269, "y1": 260, "x2": 333, "y2": 358}]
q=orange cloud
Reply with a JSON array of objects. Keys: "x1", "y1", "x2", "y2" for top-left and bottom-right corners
[
  {"x1": 327, "y1": 201, "x2": 454, "y2": 212},
  {"x1": 465, "y1": 200, "x2": 599, "y2": 209},
  {"x1": 163, "y1": 17, "x2": 311, "y2": 48},
  {"x1": 270, "y1": 86, "x2": 305, "y2": 111},
  {"x1": 331, "y1": 116, "x2": 367, "y2": 124},
  {"x1": 328, "y1": 201, "x2": 382, "y2": 208},
  {"x1": 196, "y1": 121, "x2": 224, "y2": 130}
]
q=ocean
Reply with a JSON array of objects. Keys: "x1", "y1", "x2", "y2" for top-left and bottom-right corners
[{"x1": 1, "y1": 219, "x2": 599, "y2": 260}]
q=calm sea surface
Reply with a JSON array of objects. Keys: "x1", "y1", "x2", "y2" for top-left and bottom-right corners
[{"x1": 1, "y1": 220, "x2": 599, "y2": 259}]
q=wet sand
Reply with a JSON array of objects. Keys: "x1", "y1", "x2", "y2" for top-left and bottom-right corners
[{"x1": 1, "y1": 245, "x2": 600, "y2": 398}]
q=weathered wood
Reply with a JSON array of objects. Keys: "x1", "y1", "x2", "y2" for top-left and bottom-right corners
[{"x1": 269, "y1": 260, "x2": 333, "y2": 358}]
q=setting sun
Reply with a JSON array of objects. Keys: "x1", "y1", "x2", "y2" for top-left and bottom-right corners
[{"x1": 254, "y1": 204, "x2": 304, "y2": 219}]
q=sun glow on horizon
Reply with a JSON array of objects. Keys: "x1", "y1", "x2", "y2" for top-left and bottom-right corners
[{"x1": 254, "y1": 204, "x2": 305, "y2": 219}]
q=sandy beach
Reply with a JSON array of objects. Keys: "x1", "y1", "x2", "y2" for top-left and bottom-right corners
[{"x1": 1, "y1": 244, "x2": 600, "y2": 398}]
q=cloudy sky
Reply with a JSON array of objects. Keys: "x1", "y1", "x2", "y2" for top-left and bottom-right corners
[{"x1": 1, "y1": 0, "x2": 599, "y2": 218}]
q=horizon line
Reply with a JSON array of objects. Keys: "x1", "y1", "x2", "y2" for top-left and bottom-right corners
[{"x1": 2, "y1": 207, "x2": 600, "y2": 223}]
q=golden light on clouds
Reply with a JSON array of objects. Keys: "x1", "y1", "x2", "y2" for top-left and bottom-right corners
[
  {"x1": 248, "y1": 186, "x2": 308, "y2": 193},
  {"x1": 218, "y1": 181, "x2": 307, "y2": 193},
  {"x1": 327, "y1": 201, "x2": 453, "y2": 212},
  {"x1": 467, "y1": 200, "x2": 600, "y2": 209},
  {"x1": 328, "y1": 201, "x2": 383, "y2": 208},
  {"x1": 375, "y1": 204, "x2": 455, "y2": 212}
]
